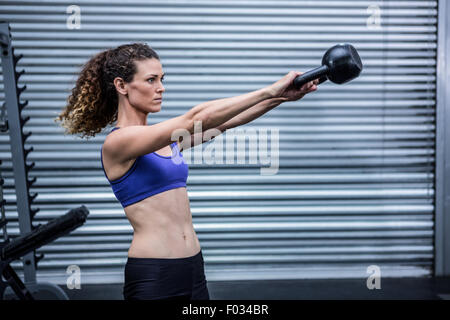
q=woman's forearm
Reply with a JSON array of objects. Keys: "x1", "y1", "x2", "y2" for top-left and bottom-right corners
[
  {"x1": 219, "y1": 97, "x2": 287, "y2": 130},
  {"x1": 189, "y1": 87, "x2": 273, "y2": 131}
]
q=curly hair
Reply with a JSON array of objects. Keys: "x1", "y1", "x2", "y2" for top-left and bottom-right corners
[{"x1": 54, "y1": 42, "x2": 160, "y2": 139}]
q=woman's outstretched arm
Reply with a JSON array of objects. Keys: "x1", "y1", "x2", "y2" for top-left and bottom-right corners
[{"x1": 180, "y1": 72, "x2": 318, "y2": 150}]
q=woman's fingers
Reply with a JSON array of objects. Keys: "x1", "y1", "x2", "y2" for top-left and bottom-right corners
[{"x1": 300, "y1": 80, "x2": 315, "y2": 92}]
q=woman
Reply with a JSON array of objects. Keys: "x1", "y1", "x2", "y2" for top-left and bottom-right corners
[{"x1": 55, "y1": 42, "x2": 318, "y2": 300}]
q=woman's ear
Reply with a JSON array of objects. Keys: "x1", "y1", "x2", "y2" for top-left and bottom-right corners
[{"x1": 113, "y1": 77, "x2": 128, "y2": 96}]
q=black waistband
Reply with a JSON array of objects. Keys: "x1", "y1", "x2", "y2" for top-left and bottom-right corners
[{"x1": 126, "y1": 250, "x2": 203, "y2": 265}]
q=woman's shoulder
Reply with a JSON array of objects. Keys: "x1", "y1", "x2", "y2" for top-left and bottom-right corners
[{"x1": 102, "y1": 127, "x2": 130, "y2": 164}]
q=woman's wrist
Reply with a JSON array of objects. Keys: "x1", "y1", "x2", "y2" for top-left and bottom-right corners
[
  {"x1": 270, "y1": 97, "x2": 288, "y2": 104},
  {"x1": 262, "y1": 85, "x2": 278, "y2": 100}
]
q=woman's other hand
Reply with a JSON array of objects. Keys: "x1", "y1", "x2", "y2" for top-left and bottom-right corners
[{"x1": 268, "y1": 71, "x2": 318, "y2": 101}]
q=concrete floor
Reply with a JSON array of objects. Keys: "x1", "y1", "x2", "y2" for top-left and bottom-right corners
[{"x1": 51, "y1": 277, "x2": 450, "y2": 300}]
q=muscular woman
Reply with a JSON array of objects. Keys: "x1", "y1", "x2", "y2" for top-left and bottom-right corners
[{"x1": 55, "y1": 43, "x2": 318, "y2": 300}]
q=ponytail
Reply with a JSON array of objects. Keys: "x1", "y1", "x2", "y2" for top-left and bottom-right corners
[{"x1": 55, "y1": 43, "x2": 159, "y2": 139}]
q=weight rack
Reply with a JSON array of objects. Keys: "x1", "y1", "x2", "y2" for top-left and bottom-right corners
[
  {"x1": 0, "y1": 21, "x2": 41, "y2": 285},
  {"x1": 0, "y1": 22, "x2": 74, "y2": 301}
]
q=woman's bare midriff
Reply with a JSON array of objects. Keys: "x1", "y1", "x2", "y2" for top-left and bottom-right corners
[{"x1": 102, "y1": 144, "x2": 201, "y2": 259}]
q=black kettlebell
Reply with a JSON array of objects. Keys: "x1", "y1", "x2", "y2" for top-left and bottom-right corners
[{"x1": 293, "y1": 43, "x2": 363, "y2": 88}]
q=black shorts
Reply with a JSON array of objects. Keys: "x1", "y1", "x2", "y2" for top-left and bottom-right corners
[{"x1": 123, "y1": 250, "x2": 210, "y2": 300}]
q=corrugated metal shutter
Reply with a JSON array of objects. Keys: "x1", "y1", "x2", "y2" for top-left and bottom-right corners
[{"x1": 0, "y1": 0, "x2": 436, "y2": 284}]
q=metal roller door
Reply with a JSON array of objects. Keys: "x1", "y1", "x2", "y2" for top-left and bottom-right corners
[{"x1": 0, "y1": 0, "x2": 436, "y2": 284}]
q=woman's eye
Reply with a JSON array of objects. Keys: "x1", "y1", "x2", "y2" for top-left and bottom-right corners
[{"x1": 148, "y1": 77, "x2": 164, "y2": 83}]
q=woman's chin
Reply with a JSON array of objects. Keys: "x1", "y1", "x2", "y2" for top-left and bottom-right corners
[{"x1": 149, "y1": 105, "x2": 162, "y2": 113}]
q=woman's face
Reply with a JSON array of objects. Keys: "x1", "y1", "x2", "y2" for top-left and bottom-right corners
[{"x1": 125, "y1": 58, "x2": 165, "y2": 113}]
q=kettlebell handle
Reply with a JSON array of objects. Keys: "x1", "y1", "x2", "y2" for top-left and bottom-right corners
[{"x1": 293, "y1": 65, "x2": 329, "y2": 88}]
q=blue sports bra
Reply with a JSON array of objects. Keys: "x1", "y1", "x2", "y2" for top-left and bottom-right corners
[{"x1": 100, "y1": 127, "x2": 189, "y2": 208}]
